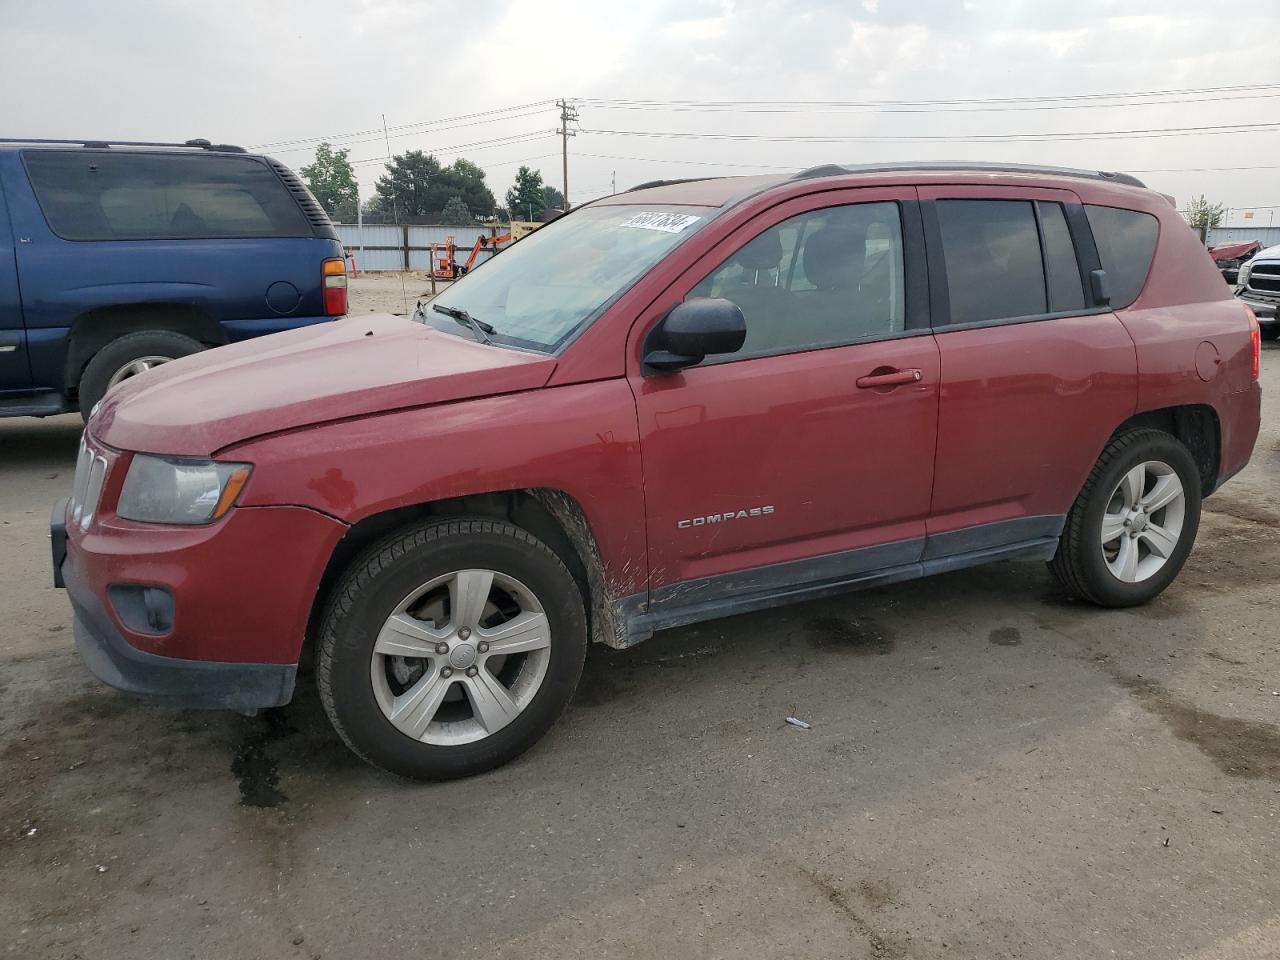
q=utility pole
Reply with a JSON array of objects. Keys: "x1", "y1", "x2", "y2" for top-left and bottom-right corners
[
  {"x1": 556, "y1": 98, "x2": 578, "y2": 210},
  {"x1": 611, "y1": 170, "x2": 616, "y2": 195}
]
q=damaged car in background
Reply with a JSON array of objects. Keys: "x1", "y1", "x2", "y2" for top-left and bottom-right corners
[{"x1": 1232, "y1": 241, "x2": 1280, "y2": 339}]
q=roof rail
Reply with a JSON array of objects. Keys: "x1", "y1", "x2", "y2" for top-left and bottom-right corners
[
  {"x1": 0, "y1": 137, "x2": 247, "y2": 154},
  {"x1": 791, "y1": 161, "x2": 1146, "y2": 189},
  {"x1": 626, "y1": 177, "x2": 716, "y2": 192}
]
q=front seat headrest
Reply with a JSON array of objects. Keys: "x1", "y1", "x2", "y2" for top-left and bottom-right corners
[
  {"x1": 732, "y1": 230, "x2": 783, "y2": 272},
  {"x1": 801, "y1": 224, "x2": 867, "y2": 291}
]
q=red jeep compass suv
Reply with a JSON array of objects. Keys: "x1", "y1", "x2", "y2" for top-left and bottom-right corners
[{"x1": 53, "y1": 163, "x2": 1262, "y2": 780}]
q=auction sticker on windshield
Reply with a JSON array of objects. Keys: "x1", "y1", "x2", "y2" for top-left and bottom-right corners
[{"x1": 619, "y1": 212, "x2": 703, "y2": 233}]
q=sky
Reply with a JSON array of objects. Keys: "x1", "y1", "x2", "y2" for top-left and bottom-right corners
[{"x1": 3, "y1": 0, "x2": 1280, "y2": 225}]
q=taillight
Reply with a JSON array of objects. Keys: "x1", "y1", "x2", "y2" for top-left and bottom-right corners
[
  {"x1": 1250, "y1": 309, "x2": 1261, "y2": 381},
  {"x1": 323, "y1": 258, "x2": 348, "y2": 316}
]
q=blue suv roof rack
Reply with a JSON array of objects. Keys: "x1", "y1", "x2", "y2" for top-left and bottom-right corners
[{"x1": 0, "y1": 137, "x2": 247, "y2": 154}]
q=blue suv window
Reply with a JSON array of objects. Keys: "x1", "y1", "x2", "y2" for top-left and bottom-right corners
[{"x1": 23, "y1": 151, "x2": 311, "y2": 241}]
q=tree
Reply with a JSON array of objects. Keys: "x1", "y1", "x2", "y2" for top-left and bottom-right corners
[
  {"x1": 442, "y1": 158, "x2": 497, "y2": 218},
  {"x1": 300, "y1": 142, "x2": 358, "y2": 221},
  {"x1": 541, "y1": 183, "x2": 564, "y2": 211},
  {"x1": 506, "y1": 166, "x2": 546, "y2": 221},
  {"x1": 440, "y1": 193, "x2": 472, "y2": 224},
  {"x1": 1182, "y1": 194, "x2": 1225, "y2": 232},
  {"x1": 369, "y1": 151, "x2": 497, "y2": 221},
  {"x1": 371, "y1": 150, "x2": 443, "y2": 219}
]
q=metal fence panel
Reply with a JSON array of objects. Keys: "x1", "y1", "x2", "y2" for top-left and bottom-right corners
[
  {"x1": 335, "y1": 223, "x2": 496, "y2": 271},
  {"x1": 407, "y1": 225, "x2": 489, "y2": 247},
  {"x1": 353, "y1": 248, "x2": 409, "y2": 272},
  {"x1": 1207, "y1": 226, "x2": 1280, "y2": 249}
]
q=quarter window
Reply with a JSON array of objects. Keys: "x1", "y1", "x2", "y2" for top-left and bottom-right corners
[
  {"x1": 1085, "y1": 204, "x2": 1159, "y2": 308},
  {"x1": 23, "y1": 150, "x2": 312, "y2": 241},
  {"x1": 688, "y1": 202, "x2": 905, "y2": 359}
]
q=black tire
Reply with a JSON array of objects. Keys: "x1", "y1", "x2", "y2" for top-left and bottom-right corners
[
  {"x1": 1049, "y1": 428, "x2": 1202, "y2": 607},
  {"x1": 1259, "y1": 325, "x2": 1280, "y2": 342},
  {"x1": 78, "y1": 330, "x2": 205, "y2": 421},
  {"x1": 316, "y1": 518, "x2": 587, "y2": 780}
]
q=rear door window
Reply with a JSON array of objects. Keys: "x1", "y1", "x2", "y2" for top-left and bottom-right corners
[
  {"x1": 936, "y1": 200, "x2": 1046, "y2": 324},
  {"x1": 1084, "y1": 205, "x2": 1159, "y2": 308},
  {"x1": 22, "y1": 150, "x2": 311, "y2": 241}
]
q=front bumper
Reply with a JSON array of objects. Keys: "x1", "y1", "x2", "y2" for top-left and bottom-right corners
[
  {"x1": 53, "y1": 496, "x2": 346, "y2": 712},
  {"x1": 1239, "y1": 295, "x2": 1278, "y2": 327},
  {"x1": 63, "y1": 544, "x2": 296, "y2": 712}
]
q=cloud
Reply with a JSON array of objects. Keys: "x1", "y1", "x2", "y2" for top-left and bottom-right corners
[{"x1": 0, "y1": 0, "x2": 1277, "y2": 209}]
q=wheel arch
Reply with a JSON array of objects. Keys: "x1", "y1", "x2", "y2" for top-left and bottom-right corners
[
  {"x1": 63, "y1": 303, "x2": 226, "y2": 396},
  {"x1": 305, "y1": 488, "x2": 628, "y2": 661},
  {"x1": 1110, "y1": 403, "x2": 1221, "y2": 495}
]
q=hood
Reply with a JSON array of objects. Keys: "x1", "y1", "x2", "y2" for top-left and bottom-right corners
[
  {"x1": 1249, "y1": 243, "x2": 1280, "y2": 262},
  {"x1": 1209, "y1": 240, "x2": 1262, "y2": 262},
  {"x1": 92, "y1": 314, "x2": 557, "y2": 456}
]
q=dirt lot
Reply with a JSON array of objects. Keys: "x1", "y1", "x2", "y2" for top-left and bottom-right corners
[
  {"x1": 345, "y1": 272, "x2": 452, "y2": 316},
  {"x1": 1, "y1": 338, "x2": 1278, "y2": 960}
]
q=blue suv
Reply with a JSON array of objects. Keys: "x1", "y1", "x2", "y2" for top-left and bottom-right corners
[{"x1": 0, "y1": 138, "x2": 346, "y2": 420}]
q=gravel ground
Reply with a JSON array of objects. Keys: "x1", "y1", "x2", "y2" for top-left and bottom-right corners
[
  {"x1": 1, "y1": 342, "x2": 1277, "y2": 960},
  {"x1": 346, "y1": 272, "x2": 451, "y2": 316}
]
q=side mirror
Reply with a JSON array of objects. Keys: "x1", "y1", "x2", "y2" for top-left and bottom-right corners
[
  {"x1": 644, "y1": 298, "x2": 747, "y2": 373},
  {"x1": 1090, "y1": 268, "x2": 1111, "y2": 306}
]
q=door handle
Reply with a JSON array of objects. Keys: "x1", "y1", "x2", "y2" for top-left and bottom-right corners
[{"x1": 855, "y1": 368, "x2": 922, "y2": 389}]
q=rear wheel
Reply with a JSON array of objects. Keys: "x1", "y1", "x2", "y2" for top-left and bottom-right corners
[
  {"x1": 1049, "y1": 429, "x2": 1202, "y2": 607},
  {"x1": 316, "y1": 518, "x2": 587, "y2": 780},
  {"x1": 78, "y1": 330, "x2": 205, "y2": 421}
]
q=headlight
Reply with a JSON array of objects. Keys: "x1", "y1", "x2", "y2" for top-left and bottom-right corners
[
  {"x1": 1237, "y1": 261, "x2": 1253, "y2": 289},
  {"x1": 117, "y1": 455, "x2": 252, "y2": 524}
]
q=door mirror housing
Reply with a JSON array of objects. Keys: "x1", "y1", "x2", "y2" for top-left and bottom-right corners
[{"x1": 644, "y1": 298, "x2": 747, "y2": 373}]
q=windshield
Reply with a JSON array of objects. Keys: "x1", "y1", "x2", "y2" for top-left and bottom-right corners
[{"x1": 425, "y1": 205, "x2": 709, "y2": 352}]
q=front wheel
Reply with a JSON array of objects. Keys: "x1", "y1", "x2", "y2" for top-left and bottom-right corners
[
  {"x1": 78, "y1": 330, "x2": 205, "y2": 421},
  {"x1": 1049, "y1": 429, "x2": 1202, "y2": 607},
  {"x1": 316, "y1": 518, "x2": 587, "y2": 780}
]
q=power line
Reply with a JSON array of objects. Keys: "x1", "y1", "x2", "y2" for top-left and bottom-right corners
[
  {"x1": 580, "y1": 121, "x2": 1280, "y2": 144},
  {"x1": 254, "y1": 83, "x2": 1280, "y2": 161},
  {"x1": 251, "y1": 99, "x2": 556, "y2": 150},
  {"x1": 579, "y1": 152, "x2": 1280, "y2": 179},
  {"x1": 580, "y1": 90, "x2": 1280, "y2": 116},
  {"x1": 577, "y1": 151, "x2": 797, "y2": 171},
  {"x1": 576, "y1": 81, "x2": 1280, "y2": 109},
  {"x1": 263, "y1": 109, "x2": 553, "y2": 155},
  {"x1": 347, "y1": 131, "x2": 556, "y2": 167},
  {"x1": 1129, "y1": 164, "x2": 1280, "y2": 174},
  {"x1": 478, "y1": 151, "x2": 560, "y2": 169}
]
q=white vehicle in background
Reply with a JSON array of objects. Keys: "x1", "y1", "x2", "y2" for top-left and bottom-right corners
[{"x1": 1235, "y1": 243, "x2": 1280, "y2": 339}]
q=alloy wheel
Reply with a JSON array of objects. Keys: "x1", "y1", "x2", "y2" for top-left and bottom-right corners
[
  {"x1": 369, "y1": 569, "x2": 552, "y2": 746},
  {"x1": 1100, "y1": 460, "x2": 1186, "y2": 583},
  {"x1": 107, "y1": 355, "x2": 173, "y2": 389}
]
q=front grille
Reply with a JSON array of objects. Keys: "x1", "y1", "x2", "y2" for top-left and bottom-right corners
[
  {"x1": 68, "y1": 435, "x2": 110, "y2": 530},
  {"x1": 1247, "y1": 262, "x2": 1280, "y2": 294}
]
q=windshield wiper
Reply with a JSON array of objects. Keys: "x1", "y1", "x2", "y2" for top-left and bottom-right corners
[{"x1": 432, "y1": 303, "x2": 495, "y2": 345}]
